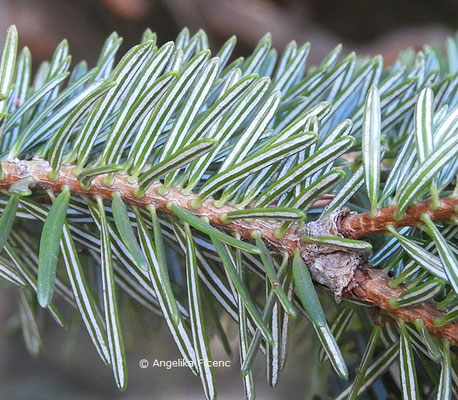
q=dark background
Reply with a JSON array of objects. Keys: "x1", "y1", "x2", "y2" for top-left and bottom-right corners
[{"x1": 0, "y1": 0, "x2": 456, "y2": 399}]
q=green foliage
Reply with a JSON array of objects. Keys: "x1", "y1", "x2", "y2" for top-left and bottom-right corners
[
  {"x1": 0, "y1": 25, "x2": 457, "y2": 399},
  {"x1": 37, "y1": 186, "x2": 70, "y2": 307},
  {"x1": 111, "y1": 192, "x2": 148, "y2": 271}
]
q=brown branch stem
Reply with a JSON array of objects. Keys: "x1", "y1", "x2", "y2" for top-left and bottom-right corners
[
  {"x1": 339, "y1": 197, "x2": 458, "y2": 239},
  {"x1": 1, "y1": 160, "x2": 457, "y2": 345},
  {"x1": 351, "y1": 268, "x2": 458, "y2": 345}
]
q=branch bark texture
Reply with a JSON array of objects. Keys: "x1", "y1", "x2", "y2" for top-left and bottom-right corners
[
  {"x1": 339, "y1": 198, "x2": 458, "y2": 238},
  {"x1": 1, "y1": 160, "x2": 457, "y2": 344}
]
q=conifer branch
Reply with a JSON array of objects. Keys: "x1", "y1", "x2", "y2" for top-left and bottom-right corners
[
  {"x1": 339, "y1": 198, "x2": 458, "y2": 239},
  {"x1": 351, "y1": 268, "x2": 458, "y2": 346},
  {"x1": 0, "y1": 24, "x2": 457, "y2": 397},
  {"x1": 2, "y1": 159, "x2": 457, "y2": 344}
]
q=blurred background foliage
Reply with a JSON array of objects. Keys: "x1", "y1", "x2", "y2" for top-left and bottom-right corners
[{"x1": 0, "y1": 0, "x2": 456, "y2": 399}]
